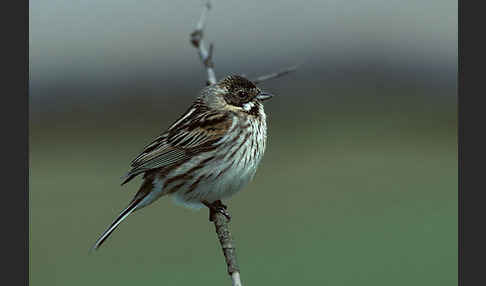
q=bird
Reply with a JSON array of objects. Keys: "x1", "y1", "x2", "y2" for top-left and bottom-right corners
[{"x1": 91, "y1": 74, "x2": 273, "y2": 251}]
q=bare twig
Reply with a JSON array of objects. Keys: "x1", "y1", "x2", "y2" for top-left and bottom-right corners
[
  {"x1": 252, "y1": 64, "x2": 299, "y2": 84},
  {"x1": 189, "y1": 2, "x2": 298, "y2": 286},
  {"x1": 190, "y1": 2, "x2": 243, "y2": 285},
  {"x1": 211, "y1": 212, "x2": 243, "y2": 286},
  {"x1": 190, "y1": 1, "x2": 217, "y2": 85}
]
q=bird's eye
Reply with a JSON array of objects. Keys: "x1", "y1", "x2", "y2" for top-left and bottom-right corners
[{"x1": 238, "y1": 91, "x2": 247, "y2": 98}]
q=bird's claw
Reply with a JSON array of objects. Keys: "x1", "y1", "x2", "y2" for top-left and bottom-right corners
[{"x1": 203, "y1": 200, "x2": 231, "y2": 222}]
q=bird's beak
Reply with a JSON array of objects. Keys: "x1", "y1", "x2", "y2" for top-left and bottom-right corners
[{"x1": 256, "y1": 92, "x2": 274, "y2": 101}]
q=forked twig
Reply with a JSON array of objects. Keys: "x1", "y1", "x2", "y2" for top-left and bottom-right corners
[
  {"x1": 190, "y1": 3, "x2": 243, "y2": 285},
  {"x1": 189, "y1": 2, "x2": 297, "y2": 286},
  {"x1": 190, "y1": 1, "x2": 297, "y2": 87}
]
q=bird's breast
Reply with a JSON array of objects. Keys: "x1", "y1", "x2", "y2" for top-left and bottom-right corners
[{"x1": 165, "y1": 111, "x2": 268, "y2": 207}]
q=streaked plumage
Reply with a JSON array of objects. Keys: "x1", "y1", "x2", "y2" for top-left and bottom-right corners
[{"x1": 92, "y1": 75, "x2": 272, "y2": 250}]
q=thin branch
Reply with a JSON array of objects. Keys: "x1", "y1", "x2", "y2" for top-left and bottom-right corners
[
  {"x1": 252, "y1": 65, "x2": 299, "y2": 85},
  {"x1": 211, "y1": 212, "x2": 243, "y2": 286},
  {"x1": 189, "y1": 3, "x2": 297, "y2": 286},
  {"x1": 190, "y1": 1, "x2": 217, "y2": 85},
  {"x1": 190, "y1": 2, "x2": 242, "y2": 285}
]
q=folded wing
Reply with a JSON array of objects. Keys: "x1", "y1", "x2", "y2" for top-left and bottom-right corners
[{"x1": 121, "y1": 107, "x2": 233, "y2": 185}]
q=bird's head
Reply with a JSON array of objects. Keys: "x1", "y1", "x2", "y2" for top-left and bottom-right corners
[{"x1": 202, "y1": 75, "x2": 273, "y2": 114}]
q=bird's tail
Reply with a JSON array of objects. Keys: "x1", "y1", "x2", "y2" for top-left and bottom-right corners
[{"x1": 90, "y1": 196, "x2": 144, "y2": 252}]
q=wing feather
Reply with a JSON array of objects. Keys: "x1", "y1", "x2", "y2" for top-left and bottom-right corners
[{"x1": 121, "y1": 107, "x2": 234, "y2": 185}]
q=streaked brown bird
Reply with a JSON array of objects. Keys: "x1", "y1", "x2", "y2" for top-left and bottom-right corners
[{"x1": 92, "y1": 75, "x2": 273, "y2": 250}]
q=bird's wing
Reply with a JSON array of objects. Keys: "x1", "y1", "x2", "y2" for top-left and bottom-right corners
[{"x1": 121, "y1": 108, "x2": 234, "y2": 185}]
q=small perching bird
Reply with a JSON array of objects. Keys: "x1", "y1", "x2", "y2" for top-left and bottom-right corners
[{"x1": 91, "y1": 75, "x2": 273, "y2": 251}]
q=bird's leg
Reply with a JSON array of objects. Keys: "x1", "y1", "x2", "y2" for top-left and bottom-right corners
[{"x1": 202, "y1": 200, "x2": 231, "y2": 222}]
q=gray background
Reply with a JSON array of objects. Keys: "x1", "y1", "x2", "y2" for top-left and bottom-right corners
[{"x1": 30, "y1": 1, "x2": 457, "y2": 285}]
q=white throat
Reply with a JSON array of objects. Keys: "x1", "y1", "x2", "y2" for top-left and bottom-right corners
[{"x1": 242, "y1": 101, "x2": 254, "y2": 111}]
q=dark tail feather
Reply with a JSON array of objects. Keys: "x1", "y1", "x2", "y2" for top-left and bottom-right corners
[
  {"x1": 120, "y1": 173, "x2": 137, "y2": 186},
  {"x1": 90, "y1": 197, "x2": 143, "y2": 252}
]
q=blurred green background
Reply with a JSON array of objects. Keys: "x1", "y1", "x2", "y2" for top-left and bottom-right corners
[{"x1": 30, "y1": 0, "x2": 457, "y2": 285}]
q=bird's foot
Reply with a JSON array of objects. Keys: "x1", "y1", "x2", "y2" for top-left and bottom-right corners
[{"x1": 202, "y1": 200, "x2": 231, "y2": 222}]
